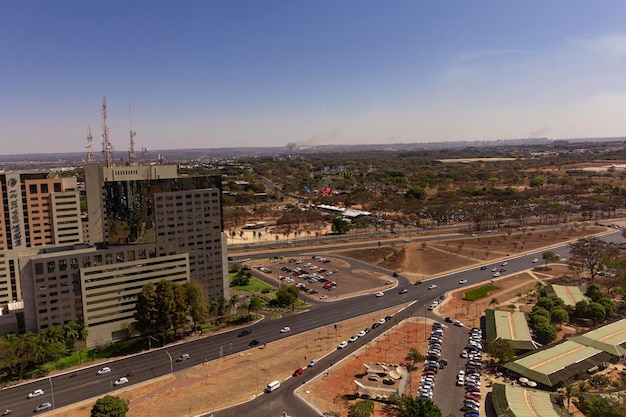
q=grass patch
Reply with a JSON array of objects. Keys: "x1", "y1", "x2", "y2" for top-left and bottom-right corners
[
  {"x1": 462, "y1": 285, "x2": 499, "y2": 301},
  {"x1": 230, "y1": 278, "x2": 274, "y2": 292}
]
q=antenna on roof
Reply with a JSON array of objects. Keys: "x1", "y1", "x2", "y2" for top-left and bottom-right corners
[
  {"x1": 128, "y1": 103, "x2": 137, "y2": 165},
  {"x1": 101, "y1": 95, "x2": 114, "y2": 168},
  {"x1": 86, "y1": 125, "x2": 95, "y2": 162}
]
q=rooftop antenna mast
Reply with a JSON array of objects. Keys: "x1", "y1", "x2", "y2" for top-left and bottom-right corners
[
  {"x1": 128, "y1": 104, "x2": 137, "y2": 165},
  {"x1": 101, "y1": 95, "x2": 114, "y2": 168},
  {"x1": 86, "y1": 125, "x2": 95, "y2": 162}
]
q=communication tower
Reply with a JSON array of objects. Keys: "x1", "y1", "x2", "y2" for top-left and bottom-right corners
[
  {"x1": 128, "y1": 104, "x2": 137, "y2": 165},
  {"x1": 86, "y1": 125, "x2": 95, "y2": 162},
  {"x1": 101, "y1": 96, "x2": 114, "y2": 168}
]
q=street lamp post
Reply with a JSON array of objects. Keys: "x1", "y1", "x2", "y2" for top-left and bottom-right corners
[
  {"x1": 165, "y1": 350, "x2": 174, "y2": 374},
  {"x1": 48, "y1": 377, "x2": 55, "y2": 409}
]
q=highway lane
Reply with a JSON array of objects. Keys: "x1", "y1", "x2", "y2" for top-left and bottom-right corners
[{"x1": 2, "y1": 229, "x2": 621, "y2": 415}]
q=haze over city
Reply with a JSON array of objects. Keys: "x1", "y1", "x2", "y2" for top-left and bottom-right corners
[{"x1": 2, "y1": 0, "x2": 626, "y2": 155}]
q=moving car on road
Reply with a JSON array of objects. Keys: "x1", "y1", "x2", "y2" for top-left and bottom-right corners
[
  {"x1": 27, "y1": 389, "x2": 44, "y2": 399},
  {"x1": 280, "y1": 326, "x2": 291, "y2": 333},
  {"x1": 176, "y1": 353, "x2": 190, "y2": 362},
  {"x1": 375, "y1": 291, "x2": 384, "y2": 297},
  {"x1": 34, "y1": 403, "x2": 52, "y2": 413},
  {"x1": 97, "y1": 366, "x2": 111, "y2": 375},
  {"x1": 428, "y1": 284, "x2": 437, "y2": 290},
  {"x1": 114, "y1": 377, "x2": 128, "y2": 386}
]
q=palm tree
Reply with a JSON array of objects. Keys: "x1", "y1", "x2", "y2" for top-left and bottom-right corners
[
  {"x1": 63, "y1": 321, "x2": 80, "y2": 350},
  {"x1": 563, "y1": 381, "x2": 577, "y2": 411}
]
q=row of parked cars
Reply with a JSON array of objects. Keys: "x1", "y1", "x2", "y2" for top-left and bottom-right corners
[
  {"x1": 458, "y1": 327, "x2": 484, "y2": 417},
  {"x1": 418, "y1": 322, "x2": 446, "y2": 400}
]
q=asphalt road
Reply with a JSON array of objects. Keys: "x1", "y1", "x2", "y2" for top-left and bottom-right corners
[{"x1": 2, "y1": 229, "x2": 621, "y2": 416}]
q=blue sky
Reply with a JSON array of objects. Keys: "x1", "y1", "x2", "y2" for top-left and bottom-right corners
[{"x1": 2, "y1": 1, "x2": 626, "y2": 155}]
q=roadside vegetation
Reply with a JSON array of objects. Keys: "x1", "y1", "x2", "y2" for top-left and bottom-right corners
[{"x1": 462, "y1": 285, "x2": 499, "y2": 301}]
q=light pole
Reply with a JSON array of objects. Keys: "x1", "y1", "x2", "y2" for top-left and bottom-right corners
[
  {"x1": 165, "y1": 350, "x2": 174, "y2": 374},
  {"x1": 48, "y1": 377, "x2": 55, "y2": 409},
  {"x1": 148, "y1": 335, "x2": 159, "y2": 350}
]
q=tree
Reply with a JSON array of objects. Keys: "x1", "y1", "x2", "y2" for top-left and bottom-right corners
[
  {"x1": 134, "y1": 282, "x2": 160, "y2": 335},
  {"x1": 184, "y1": 280, "x2": 208, "y2": 330},
  {"x1": 542, "y1": 251, "x2": 560, "y2": 267},
  {"x1": 587, "y1": 302, "x2": 606, "y2": 324},
  {"x1": 585, "y1": 283, "x2": 603, "y2": 301},
  {"x1": 574, "y1": 300, "x2": 589, "y2": 319},
  {"x1": 170, "y1": 284, "x2": 189, "y2": 338},
  {"x1": 405, "y1": 348, "x2": 426, "y2": 371},
  {"x1": 568, "y1": 237, "x2": 612, "y2": 280},
  {"x1": 550, "y1": 307, "x2": 569, "y2": 327},
  {"x1": 483, "y1": 338, "x2": 515, "y2": 364},
  {"x1": 532, "y1": 316, "x2": 557, "y2": 345},
  {"x1": 385, "y1": 395, "x2": 443, "y2": 417},
  {"x1": 535, "y1": 297, "x2": 554, "y2": 311},
  {"x1": 274, "y1": 285, "x2": 299, "y2": 308},
  {"x1": 247, "y1": 297, "x2": 263, "y2": 319},
  {"x1": 332, "y1": 217, "x2": 351, "y2": 234},
  {"x1": 348, "y1": 399, "x2": 375, "y2": 417},
  {"x1": 90, "y1": 395, "x2": 129, "y2": 417}
]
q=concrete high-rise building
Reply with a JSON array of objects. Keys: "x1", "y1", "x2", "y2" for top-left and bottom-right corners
[
  {"x1": 0, "y1": 172, "x2": 82, "y2": 307},
  {"x1": 1, "y1": 164, "x2": 228, "y2": 346}
]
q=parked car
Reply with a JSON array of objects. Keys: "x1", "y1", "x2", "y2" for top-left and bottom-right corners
[
  {"x1": 292, "y1": 367, "x2": 304, "y2": 377},
  {"x1": 307, "y1": 359, "x2": 318, "y2": 367},
  {"x1": 349, "y1": 335, "x2": 359, "y2": 343},
  {"x1": 338, "y1": 341, "x2": 348, "y2": 349}
]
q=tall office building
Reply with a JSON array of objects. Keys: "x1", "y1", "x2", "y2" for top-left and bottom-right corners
[
  {"x1": 0, "y1": 172, "x2": 82, "y2": 306},
  {"x1": 1, "y1": 164, "x2": 228, "y2": 346}
]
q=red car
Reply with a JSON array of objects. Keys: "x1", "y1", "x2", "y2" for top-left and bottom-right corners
[{"x1": 292, "y1": 367, "x2": 304, "y2": 377}]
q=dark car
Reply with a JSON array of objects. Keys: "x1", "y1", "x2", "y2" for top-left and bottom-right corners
[
  {"x1": 385, "y1": 315, "x2": 393, "y2": 321},
  {"x1": 372, "y1": 322, "x2": 380, "y2": 329},
  {"x1": 248, "y1": 339, "x2": 261, "y2": 347},
  {"x1": 415, "y1": 280, "x2": 422, "y2": 285},
  {"x1": 392, "y1": 272, "x2": 399, "y2": 277},
  {"x1": 480, "y1": 266, "x2": 487, "y2": 270},
  {"x1": 238, "y1": 329, "x2": 252, "y2": 337},
  {"x1": 445, "y1": 317, "x2": 453, "y2": 323}
]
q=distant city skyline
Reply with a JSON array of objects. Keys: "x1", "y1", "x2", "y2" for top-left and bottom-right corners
[{"x1": 2, "y1": 1, "x2": 626, "y2": 155}]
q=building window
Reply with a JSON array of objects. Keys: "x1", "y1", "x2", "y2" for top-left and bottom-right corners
[
  {"x1": 29, "y1": 184, "x2": 37, "y2": 193},
  {"x1": 35, "y1": 263, "x2": 44, "y2": 275},
  {"x1": 59, "y1": 259, "x2": 68, "y2": 271},
  {"x1": 54, "y1": 183, "x2": 61, "y2": 192},
  {"x1": 47, "y1": 261, "x2": 56, "y2": 273},
  {"x1": 41, "y1": 183, "x2": 48, "y2": 193}
]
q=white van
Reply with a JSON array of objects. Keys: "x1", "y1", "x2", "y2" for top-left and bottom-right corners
[{"x1": 265, "y1": 380, "x2": 280, "y2": 392}]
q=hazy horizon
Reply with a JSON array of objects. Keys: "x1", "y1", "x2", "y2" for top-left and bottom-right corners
[{"x1": 2, "y1": 1, "x2": 626, "y2": 154}]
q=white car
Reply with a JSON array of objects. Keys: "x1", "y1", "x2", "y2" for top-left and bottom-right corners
[
  {"x1": 501, "y1": 262, "x2": 508, "y2": 266},
  {"x1": 34, "y1": 402, "x2": 52, "y2": 412},
  {"x1": 337, "y1": 341, "x2": 348, "y2": 349},
  {"x1": 491, "y1": 267, "x2": 497, "y2": 272},
  {"x1": 532, "y1": 258, "x2": 539, "y2": 263},
  {"x1": 492, "y1": 272, "x2": 500, "y2": 277},
  {"x1": 27, "y1": 389, "x2": 44, "y2": 399},
  {"x1": 357, "y1": 330, "x2": 366, "y2": 337},
  {"x1": 454, "y1": 320, "x2": 464, "y2": 327},
  {"x1": 97, "y1": 366, "x2": 111, "y2": 375},
  {"x1": 428, "y1": 284, "x2": 437, "y2": 290},
  {"x1": 349, "y1": 335, "x2": 359, "y2": 343},
  {"x1": 319, "y1": 295, "x2": 328, "y2": 300},
  {"x1": 459, "y1": 279, "x2": 468, "y2": 284},
  {"x1": 114, "y1": 377, "x2": 128, "y2": 386},
  {"x1": 280, "y1": 326, "x2": 291, "y2": 333},
  {"x1": 375, "y1": 291, "x2": 384, "y2": 297}
]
